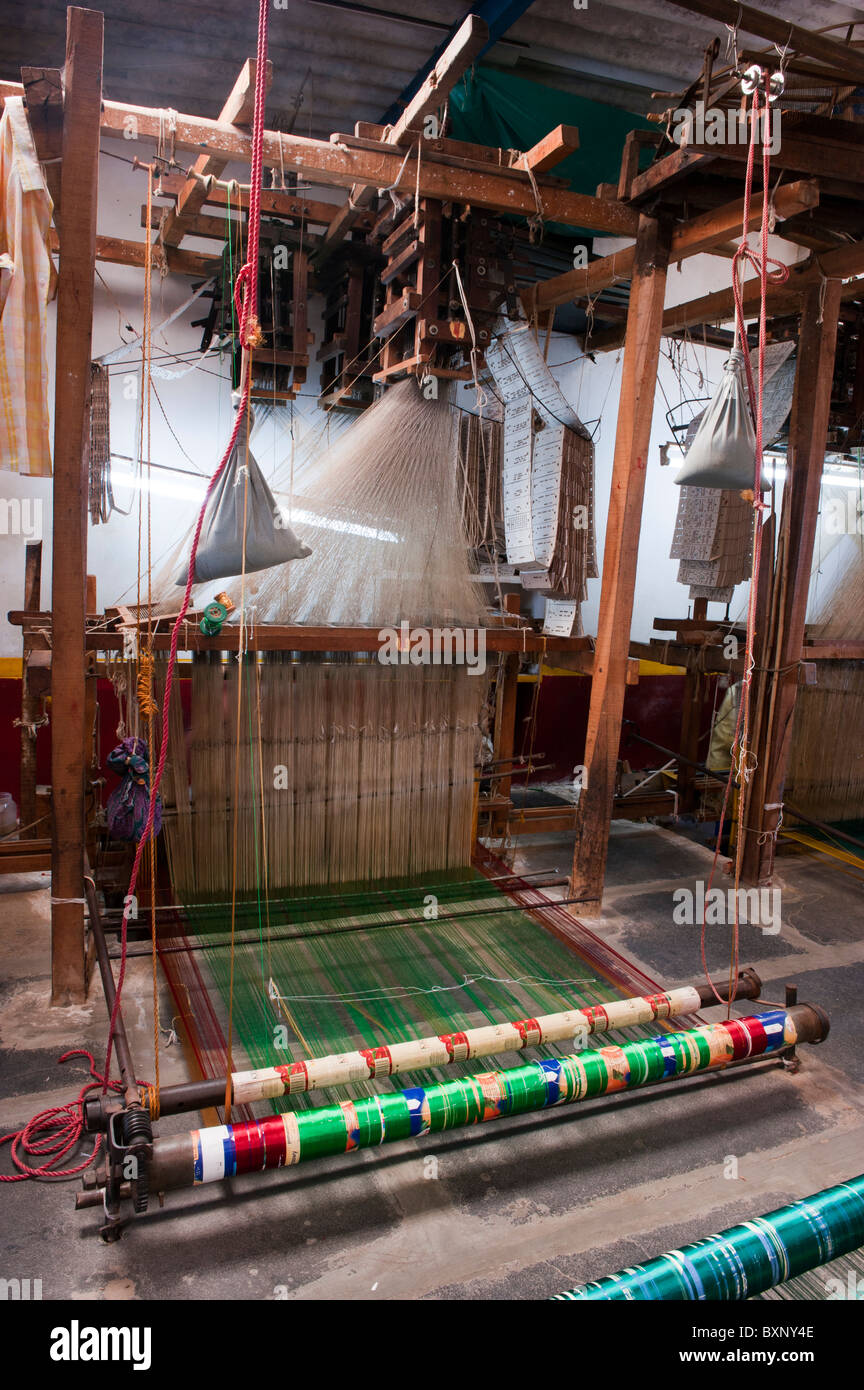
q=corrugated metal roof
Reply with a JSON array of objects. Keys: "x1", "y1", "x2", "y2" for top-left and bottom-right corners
[{"x1": 1, "y1": 0, "x2": 863, "y2": 135}]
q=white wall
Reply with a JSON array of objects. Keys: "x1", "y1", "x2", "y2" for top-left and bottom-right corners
[{"x1": 0, "y1": 139, "x2": 808, "y2": 658}]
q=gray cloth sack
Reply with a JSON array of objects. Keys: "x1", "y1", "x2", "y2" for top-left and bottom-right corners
[
  {"x1": 176, "y1": 409, "x2": 311, "y2": 585},
  {"x1": 675, "y1": 348, "x2": 756, "y2": 492}
]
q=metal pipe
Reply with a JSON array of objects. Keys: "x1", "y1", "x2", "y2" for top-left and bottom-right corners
[
  {"x1": 84, "y1": 870, "x2": 138, "y2": 1104},
  {"x1": 97, "y1": 867, "x2": 566, "y2": 922},
  {"x1": 622, "y1": 720, "x2": 732, "y2": 786},
  {"x1": 624, "y1": 723, "x2": 864, "y2": 856},
  {"x1": 107, "y1": 885, "x2": 583, "y2": 960},
  {"x1": 782, "y1": 801, "x2": 864, "y2": 855},
  {"x1": 147, "y1": 1003, "x2": 824, "y2": 1196}
]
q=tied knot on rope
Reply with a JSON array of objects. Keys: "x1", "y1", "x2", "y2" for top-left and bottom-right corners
[{"x1": 233, "y1": 262, "x2": 266, "y2": 348}]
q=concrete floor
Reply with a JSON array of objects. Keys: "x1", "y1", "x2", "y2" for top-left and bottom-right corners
[{"x1": 1, "y1": 821, "x2": 862, "y2": 1301}]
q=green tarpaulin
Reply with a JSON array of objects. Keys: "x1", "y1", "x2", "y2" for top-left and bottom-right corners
[{"x1": 449, "y1": 65, "x2": 651, "y2": 201}]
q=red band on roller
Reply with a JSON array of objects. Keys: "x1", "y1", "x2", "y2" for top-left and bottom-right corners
[
  {"x1": 276, "y1": 1061, "x2": 309, "y2": 1093},
  {"x1": 513, "y1": 1018, "x2": 541, "y2": 1047},
  {"x1": 439, "y1": 1031, "x2": 470, "y2": 1060},
  {"x1": 645, "y1": 992, "x2": 671, "y2": 1019},
  {"x1": 582, "y1": 1005, "x2": 608, "y2": 1033},
  {"x1": 359, "y1": 1046, "x2": 393, "y2": 1078},
  {"x1": 725, "y1": 1016, "x2": 768, "y2": 1060}
]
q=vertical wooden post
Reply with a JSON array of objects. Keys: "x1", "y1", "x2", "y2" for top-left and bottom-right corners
[
  {"x1": 740, "y1": 278, "x2": 842, "y2": 884},
  {"x1": 50, "y1": 7, "x2": 103, "y2": 1005},
  {"x1": 493, "y1": 593, "x2": 522, "y2": 802},
  {"x1": 570, "y1": 215, "x2": 670, "y2": 913},
  {"x1": 19, "y1": 543, "x2": 43, "y2": 838}
]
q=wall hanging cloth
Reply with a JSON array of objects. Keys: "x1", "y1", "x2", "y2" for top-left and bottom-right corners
[
  {"x1": 106, "y1": 737, "x2": 162, "y2": 842},
  {"x1": 675, "y1": 347, "x2": 756, "y2": 491},
  {"x1": 0, "y1": 97, "x2": 54, "y2": 476},
  {"x1": 176, "y1": 406, "x2": 311, "y2": 585}
]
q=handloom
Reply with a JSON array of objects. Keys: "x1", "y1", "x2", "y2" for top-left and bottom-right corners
[
  {"x1": 64, "y1": 15, "x2": 837, "y2": 1251},
  {"x1": 81, "y1": 357, "x2": 833, "y2": 1234}
]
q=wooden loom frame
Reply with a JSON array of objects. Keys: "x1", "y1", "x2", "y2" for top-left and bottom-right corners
[{"x1": 3, "y1": 2, "x2": 863, "y2": 1000}]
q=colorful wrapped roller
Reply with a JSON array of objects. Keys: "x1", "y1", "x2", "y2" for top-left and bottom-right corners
[
  {"x1": 551, "y1": 1174, "x2": 864, "y2": 1301},
  {"x1": 183, "y1": 1010, "x2": 797, "y2": 1185},
  {"x1": 229, "y1": 984, "x2": 706, "y2": 1105}
]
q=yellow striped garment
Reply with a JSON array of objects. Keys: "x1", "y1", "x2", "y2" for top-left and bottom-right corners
[{"x1": 0, "y1": 96, "x2": 54, "y2": 476}]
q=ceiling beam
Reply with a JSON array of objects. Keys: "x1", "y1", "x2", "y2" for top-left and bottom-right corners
[
  {"x1": 159, "y1": 57, "x2": 272, "y2": 248},
  {"x1": 380, "y1": 1, "x2": 533, "y2": 129},
  {"x1": 0, "y1": 81, "x2": 639, "y2": 236},
  {"x1": 388, "y1": 14, "x2": 489, "y2": 146},
  {"x1": 662, "y1": 0, "x2": 864, "y2": 83},
  {"x1": 319, "y1": 14, "x2": 492, "y2": 260},
  {"x1": 526, "y1": 177, "x2": 819, "y2": 313},
  {"x1": 49, "y1": 228, "x2": 220, "y2": 277},
  {"x1": 590, "y1": 236, "x2": 864, "y2": 349}
]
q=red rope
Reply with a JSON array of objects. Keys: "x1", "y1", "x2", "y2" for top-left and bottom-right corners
[
  {"x1": 234, "y1": 0, "x2": 270, "y2": 349},
  {"x1": 700, "y1": 83, "x2": 789, "y2": 1010},
  {"x1": 0, "y1": 1051, "x2": 145, "y2": 1182},
  {"x1": 105, "y1": 0, "x2": 271, "y2": 1090}
]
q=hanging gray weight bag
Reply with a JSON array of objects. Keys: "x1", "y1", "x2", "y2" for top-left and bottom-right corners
[
  {"x1": 176, "y1": 405, "x2": 311, "y2": 585},
  {"x1": 674, "y1": 347, "x2": 757, "y2": 492}
]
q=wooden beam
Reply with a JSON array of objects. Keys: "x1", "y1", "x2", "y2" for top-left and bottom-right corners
[
  {"x1": 389, "y1": 15, "x2": 488, "y2": 146},
  {"x1": 741, "y1": 278, "x2": 844, "y2": 884},
  {"x1": 522, "y1": 124, "x2": 580, "y2": 174},
  {"x1": 201, "y1": 185, "x2": 354, "y2": 229},
  {"x1": 663, "y1": 0, "x2": 864, "y2": 84},
  {"x1": 0, "y1": 78, "x2": 643, "y2": 238},
  {"x1": 593, "y1": 236, "x2": 864, "y2": 349},
  {"x1": 318, "y1": 15, "x2": 491, "y2": 261},
  {"x1": 9, "y1": 615, "x2": 595, "y2": 658},
  {"x1": 570, "y1": 216, "x2": 671, "y2": 914},
  {"x1": 322, "y1": 16, "x2": 488, "y2": 257},
  {"x1": 628, "y1": 146, "x2": 715, "y2": 202},
  {"x1": 49, "y1": 227, "x2": 220, "y2": 277},
  {"x1": 160, "y1": 57, "x2": 271, "y2": 249},
  {"x1": 50, "y1": 6, "x2": 102, "y2": 1006},
  {"x1": 685, "y1": 129, "x2": 864, "y2": 184},
  {"x1": 19, "y1": 543, "x2": 43, "y2": 839},
  {"x1": 527, "y1": 178, "x2": 818, "y2": 314}
]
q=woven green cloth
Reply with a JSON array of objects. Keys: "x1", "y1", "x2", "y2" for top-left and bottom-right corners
[{"x1": 186, "y1": 876, "x2": 667, "y2": 1113}]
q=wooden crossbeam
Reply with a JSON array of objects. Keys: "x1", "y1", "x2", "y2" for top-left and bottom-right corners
[
  {"x1": 527, "y1": 177, "x2": 816, "y2": 314},
  {"x1": 685, "y1": 127, "x2": 864, "y2": 184},
  {"x1": 522, "y1": 124, "x2": 580, "y2": 173},
  {"x1": 318, "y1": 15, "x2": 490, "y2": 260},
  {"x1": 389, "y1": 14, "x2": 489, "y2": 147},
  {"x1": 663, "y1": 0, "x2": 864, "y2": 84},
  {"x1": 159, "y1": 57, "x2": 272, "y2": 249},
  {"x1": 591, "y1": 235, "x2": 864, "y2": 349},
  {"x1": 0, "y1": 77, "x2": 640, "y2": 237},
  {"x1": 526, "y1": 178, "x2": 818, "y2": 314},
  {"x1": 48, "y1": 228, "x2": 220, "y2": 277},
  {"x1": 198, "y1": 184, "x2": 355, "y2": 229},
  {"x1": 628, "y1": 147, "x2": 715, "y2": 202},
  {"x1": 8, "y1": 616, "x2": 595, "y2": 658}
]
